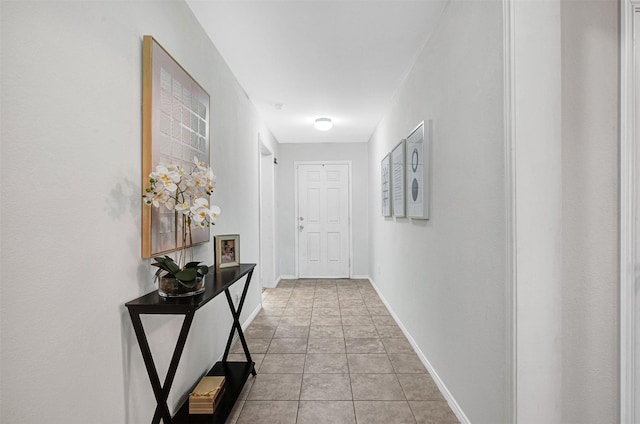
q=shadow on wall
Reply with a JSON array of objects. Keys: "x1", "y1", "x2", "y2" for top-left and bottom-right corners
[{"x1": 105, "y1": 175, "x2": 139, "y2": 222}]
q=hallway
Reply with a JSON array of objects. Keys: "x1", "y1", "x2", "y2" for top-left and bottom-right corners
[{"x1": 226, "y1": 279, "x2": 459, "y2": 424}]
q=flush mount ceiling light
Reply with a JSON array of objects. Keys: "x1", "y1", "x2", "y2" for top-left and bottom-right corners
[{"x1": 314, "y1": 117, "x2": 333, "y2": 131}]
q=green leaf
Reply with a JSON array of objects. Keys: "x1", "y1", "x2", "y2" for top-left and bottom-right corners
[
  {"x1": 150, "y1": 256, "x2": 180, "y2": 274},
  {"x1": 179, "y1": 279, "x2": 198, "y2": 289},
  {"x1": 166, "y1": 262, "x2": 181, "y2": 275},
  {"x1": 185, "y1": 261, "x2": 201, "y2": 269},
  {"x1": 175, "y1": 268, "x2": 197, "y2": 282},
  {"x1": 150, "y1": 262, "x2": 170, "y2": 273},
  {"x1": 197, "y1": 265, "x2": 209, "y2": 276}
]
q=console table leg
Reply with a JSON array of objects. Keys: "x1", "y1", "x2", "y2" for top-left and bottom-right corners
[
  {"x1": 222, "y1": 270, "x2": 255, "y2": 367},
  {"x1": 129, "y1": 309, "x2": 196, "y2": 424}
]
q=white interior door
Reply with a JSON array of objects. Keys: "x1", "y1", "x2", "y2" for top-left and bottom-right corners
[{"x1": 296, "y1": 163, "x2": 350, "y2": 278}]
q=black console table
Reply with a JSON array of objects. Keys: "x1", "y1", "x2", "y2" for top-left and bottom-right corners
[{"x1": 126, "y1": 263, "x2": 257, "y2": 424}]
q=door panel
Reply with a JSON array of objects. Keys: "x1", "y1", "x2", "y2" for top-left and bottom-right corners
[
  {"x1": 307, "y1": 233, "x2": 320, "y2": 261},
  {"x1": 308, "y1": 189, "x2": 320, "y2": 222},
  {"x1": 297, "y1": 163, "x2": 350, "y2": 278},
  {"x1": 327, "y1": 188, "x2": 341, "y2": 223}
]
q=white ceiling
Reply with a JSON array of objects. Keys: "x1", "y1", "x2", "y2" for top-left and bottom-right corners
[{"x1": 185, "y1": 0, "x2": 447, "y2": 144}]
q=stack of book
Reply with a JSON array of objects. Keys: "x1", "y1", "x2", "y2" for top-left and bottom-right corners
[{"x1": 189, "y1": 376, "x2": 225, "y2": 415}]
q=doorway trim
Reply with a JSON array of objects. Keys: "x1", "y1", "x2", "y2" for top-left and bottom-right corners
[
  {"x1": 502, "y1": 0, "x2": 516, "y2": 422},
  {"x1": 621, "y1": 1, "x2": 638, "y2": 422},
  {"x1": 258, "y1": 134, "x2": 276, "y2": 290},
  {"x1": 294, "y1": 160, "x2": 353, "y2": 279}
]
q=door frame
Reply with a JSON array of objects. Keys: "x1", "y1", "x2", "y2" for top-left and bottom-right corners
[
  {"x1": 294, "y1": 160, "x2": 353, "y2": 279},
  {"x1": 258, "y1": 134, "x2": 276, "y2": 290},
  {"x1": 621, "y1": 0, "x2": 638, "y2": 422},
  {"x1": 502, "y1": 0, "x2": 516, "y2": 421}
]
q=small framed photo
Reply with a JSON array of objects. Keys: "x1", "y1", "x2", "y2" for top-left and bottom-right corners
[{"x1": 215, "y1": 234, "x2": 240, "y2": 269}]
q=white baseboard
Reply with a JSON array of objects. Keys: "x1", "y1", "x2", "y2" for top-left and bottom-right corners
[
  {"x1": 367, "y1": 277, "x2": 470, "y2": 424},
  {"x1": 262, "y1": 281, "x2": 278, "y2": 289},
  {"x1": 242, "y1": 303, "x2": 262, "y2": 330},
  {"x1": 276, "y1": 275, "x2": 371, "y2": 281}
]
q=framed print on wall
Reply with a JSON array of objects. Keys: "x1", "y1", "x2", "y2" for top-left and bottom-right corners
[
  {"x1": 391, "y1": 139, "x2": 406, "y2": 217},
  {"x1": 405, "y1": 121, "x2": 430, "y2": 219},
  {"x1": 141, "y1": 35, "x2": 211, "y2": 258},
  {"x1": 381, "y1": 154, "x2": 392, "y2": 217},
  {"x1": 215, "y1": 234, "x2": 240, "y2": 269}
]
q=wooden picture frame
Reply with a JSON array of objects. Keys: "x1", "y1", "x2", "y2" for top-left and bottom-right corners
[
  {"x1": 391, "y1": 139, "x2": 406, "y2": 218},
  {"x1": 142, "y1": 35, "x2": 211, "y2": 258},
  {"x1": 405, "y1": 121, "x2": 430, "y2": 219},
  {"x1": 215, "y1": 234, "x2": 240, "y2": 269},
  {"x1": 381, "y1": 153, "x2": 392, "y2": 217}
]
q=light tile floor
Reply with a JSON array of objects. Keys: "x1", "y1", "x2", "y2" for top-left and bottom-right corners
[{"x1": 225, "y1": 279, "x2": 459, "y2": 424}]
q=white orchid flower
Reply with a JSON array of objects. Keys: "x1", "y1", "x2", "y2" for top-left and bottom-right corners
[
  {"x1": 144, "y1": 161, "x2": 220, "y2": 231},
  {"x1": 190, "y1": 198, "x2": 210, "y2": 224},
  {"x1": 151, "y1": 165, "x2": 179, "y2": 193},
  {"x1": 149, "y1": 190, "x2": 173, "y2": 209},
  {"x1": 174, "y1": 200, "x2": 190, "y2": 215},
  {"x1": 193, "y1": 156, "x2": 208, "y2": 171},
  {"x1": 196, "y1": 197, "x2": 209, "y2": 206},
  {"x1": 205, "y1": 170, "x2": 216, "y2": 193},
  {"x1": 164, "y1": 197, "x2": 176, "y2": 211},
  {"x1": 209, "y1": 205, "x2": 221, "y2": 222},
  {"x1": 192, "y1": 209, "x2": 209, "y2": 224}
]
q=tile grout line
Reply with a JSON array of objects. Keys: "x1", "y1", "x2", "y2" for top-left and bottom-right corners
[
  {"x1": 338, "y1": 284, "x2": 357, "y2": 423},
  {"x1": 296, "y1": 279, "x2": 314, "y2": 417}
]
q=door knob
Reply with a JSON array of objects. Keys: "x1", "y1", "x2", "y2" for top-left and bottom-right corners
[{"x1": 299, "y1": 225, "x2": 304, "y2": 232}]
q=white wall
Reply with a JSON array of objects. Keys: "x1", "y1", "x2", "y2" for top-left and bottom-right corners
[
  {"x1": 510, "y1": 1, "x2": 620, "y2": 421},
  {"x1": 366, "y1": 0, "x2": 621, "y2": 422},
  {"x1": 367, "y1": 1, "x2": 507, "y2": 423},
  {"x1": 512, "y1": 1, "x2": 563, "y2": 421},
  {"x1": 0, "y1": 1, "x2": 268, "y2": 423},
  {"x1": 277, "y1": 142, "x2": 369, "y2": 278},
  {"x1": 560, "y1": 1, "x2": 619, "y2": 422}
]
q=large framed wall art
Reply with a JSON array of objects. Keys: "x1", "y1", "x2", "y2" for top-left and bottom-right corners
[
  {"x1": 391, "y1": 139, "x2": 406, "y2": 217},
  {"x1": 405, "y1": 121, "x2": 430, "y2": 219},
  {"x1": 142, "y1": 35, "x2": 211, "y2": 258},
  {"x1": 381, "y1": 153, "x2": 392, "y2": 217}
]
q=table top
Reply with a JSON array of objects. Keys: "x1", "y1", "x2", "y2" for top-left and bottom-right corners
[{"x1": 125, "y1": 263, "x2": 256, "y2": 314}]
